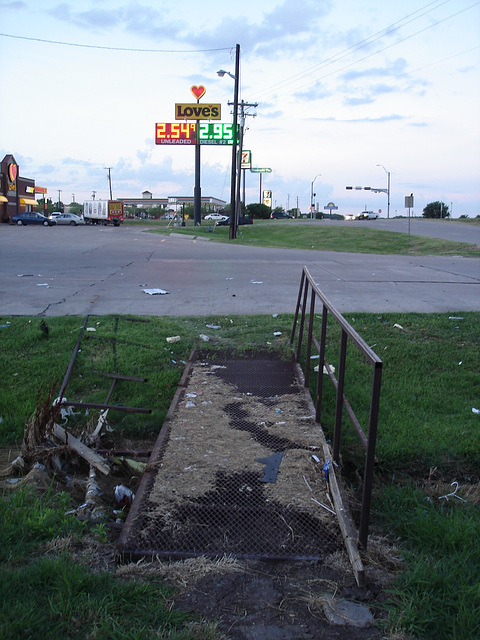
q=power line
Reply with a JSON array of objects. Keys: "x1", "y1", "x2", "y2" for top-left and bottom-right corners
[
  {"x1": 254, "y1": 0, "x2": 480, "y2": 103},
  {"x1": 0, "y1": 32, "x2": 231, "y2": 53}
]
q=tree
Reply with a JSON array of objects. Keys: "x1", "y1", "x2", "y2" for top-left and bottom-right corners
[
  {"x1": 35, "y1": 197, "x2": 54, "y2": 216},
  {"x1": 69, "y1": 202, "x2": 84, "y2": 216},
  {"x1": 422, "y1": 201, "x2": 450, "y2": 219},
  {"x1": 246, "y1": 203, "x2": 271, "y2": 219}
]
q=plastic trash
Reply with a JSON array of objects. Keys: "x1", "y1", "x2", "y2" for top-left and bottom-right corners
[
  {"x1": 114, "y1": 485, "x2": 135, "y2": 508},
  {"x1": 143, "y1": 288, "x2": 169, "y2": 295},
  {"x1": 199, "y1": 334, "x2": 210, "y2": 342},
  {"x1": 206, "y1": 324, "x2": 221, "y2": 329},
  {"x1": 166, "y1": 336, "x2": 181, "y2": 343}
]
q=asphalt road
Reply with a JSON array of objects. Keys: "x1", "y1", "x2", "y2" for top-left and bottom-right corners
[{"x1": 0, "y1": 220, "x2": 479, "y2": 317}]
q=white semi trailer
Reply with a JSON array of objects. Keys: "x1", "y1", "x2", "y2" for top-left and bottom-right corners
[{"x1": 83, "y1": 200, "x2": 124, "y2": 226}]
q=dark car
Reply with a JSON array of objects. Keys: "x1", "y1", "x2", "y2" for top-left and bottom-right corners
[
  {"x1": 12, "y1": 212, "x2": 56, "y2": 226},
  {"x1": 270, "y1": 211, "x2": 293, "y2": 219},
  {"x1": 215, "y1": 216, "x2": 253, "y2": 226}
]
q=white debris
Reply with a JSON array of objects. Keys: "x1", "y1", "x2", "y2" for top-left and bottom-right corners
[
  {"x1": 143, "y1": 288, "x2": 169, "y2": 295},
  {"x1": 166, "y1": 336, "x2": 181, "y2": 343}
]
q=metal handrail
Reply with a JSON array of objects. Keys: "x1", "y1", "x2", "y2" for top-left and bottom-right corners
[{"x1": 290, "y1": 266, "x2": 383, "y2": 548}]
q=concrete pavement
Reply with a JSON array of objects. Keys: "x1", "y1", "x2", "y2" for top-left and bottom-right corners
[{"x1": 0, "y1": 222, "x2": 478, "y2": 316}]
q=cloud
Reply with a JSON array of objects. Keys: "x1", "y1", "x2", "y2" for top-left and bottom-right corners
[
  {"x1": 50, "y1": 3, "x2": 122, "y2": 29},
  {"x1": 0, "y1": 0, "x2": 27, "y2": 10},
  {"x1": 294, "y1": 81, "x2": 333, "y2": 101},
  {"x1": 343, "y1": 95, "x2": 375, "y2": 106},
  {"x1": 340, "y1": 58, "x2": 408, "y2": 81}
]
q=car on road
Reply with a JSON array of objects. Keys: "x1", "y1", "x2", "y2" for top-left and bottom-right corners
[
  {"x1": 215, "y1": 216, "x2": 253, "y2": 226},
  {"x1": 12, "y1": 212, "x2": 56, "y2": 226},
  {"x1": 53, "y1": 213, "x2": 86, "y2": 226},
  {"x1": 204, "y1": 213, "x2": 229, "y2": 222},
  {"x1": 344, "y1": 211, "x2": 379, "y2": 221},
  {"x1": 271, "y1": 211, "x2": 293, "y2": 219}
]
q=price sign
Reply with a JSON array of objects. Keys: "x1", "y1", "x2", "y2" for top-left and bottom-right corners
[
  {"x1": 198, "y1": 122, "x2": 239, "y2": 145},
  {"x1": 155, "y1": 122, "x2": 197, "y2": 145}
]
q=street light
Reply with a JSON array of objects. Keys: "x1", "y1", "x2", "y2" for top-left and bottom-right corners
[
  {"x1": 217, "y1": 43, "x2": 240, "y2": 240},
  {"x1": 311, "y1": 174, "x2": 321, "y2": 219},
  {"x1": 376, "y1": 164, "x2": 390, "y2": 219}
]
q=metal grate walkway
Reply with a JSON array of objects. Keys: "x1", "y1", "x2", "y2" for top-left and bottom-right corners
[{"x1": 118, "y1": 350, "x2": 342, "y2": 562}]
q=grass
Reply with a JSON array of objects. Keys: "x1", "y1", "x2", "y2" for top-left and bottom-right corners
[
  {"x1": 1, "y1": 312, "x2": 480, "y2": 639},
  {"x1": 139, "y1": 219, "x2": 480, "y2": 257}
]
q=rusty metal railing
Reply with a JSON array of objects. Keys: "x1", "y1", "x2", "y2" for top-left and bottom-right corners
[{"x1": 290, "y1": 267, "x2": 382, "y2": 548}]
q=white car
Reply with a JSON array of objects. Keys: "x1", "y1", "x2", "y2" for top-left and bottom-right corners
[
  {"x1": 53, "y1": 213, "x2": 86, "y2": 226},
  {"x1": 204, "y1": 213, "x2": 228, "y2": 221}
]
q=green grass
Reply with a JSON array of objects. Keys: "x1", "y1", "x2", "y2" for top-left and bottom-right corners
[
  {"x1": 378, "y1": 486, "x2": 480, "y2": 639},
  {"x1": 143, "y1": 221, "x2": 480, "y2": 256},
  {"x1": 0, "y1": 487, "x2": 222, "y2": 640},
  {"x1": 1, "y1": 312, "x2": 480, "y2": 639}
]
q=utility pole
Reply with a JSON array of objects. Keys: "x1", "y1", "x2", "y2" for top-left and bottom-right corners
[
  {"x1": 228, "y1": 99, "x2": 258, "y2": 227},
  {"x1": 104, "y1": 167, "x2": 113, "y2": 200},
  {"x1": 58, "y1": 190, "x2": 62, "y2": 210}
]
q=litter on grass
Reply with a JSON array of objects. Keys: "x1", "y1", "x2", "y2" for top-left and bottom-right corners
[
  {"x1": 143, "y1": 288, "x2": 169, "y2": 295},
  {"x1": 166, "y1": 336, "x2": 181, "y2": 343},
  {"x1": 314, "y1": 364, "x2": 336, "y2": 374}
]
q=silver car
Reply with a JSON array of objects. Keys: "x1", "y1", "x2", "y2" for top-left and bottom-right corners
[{"x1": 53, "y1": 213, "x2": 86, "y2": 226}]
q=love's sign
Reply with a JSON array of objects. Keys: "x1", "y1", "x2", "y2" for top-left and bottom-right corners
[
  {"x1": 8, "y1": 163, "x2": 17, "y2": 182},
  {"x1": 175, "y1": 103, "x2": 221, "y2": 120},
  {"x1": 190, "y1": 85, "x2": 206, "y2": 100}
]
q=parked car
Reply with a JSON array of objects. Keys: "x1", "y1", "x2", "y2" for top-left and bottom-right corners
[
  {"x1": 50, "y1": 212, "x2": 62, "y2": 218},
  {"x1": 215, "y1": 216, "x2": 253, "y2": 226},
  {"x1": 12, "y1": 212, "x2": 56, "y2": 226},
  {"x1": 53, "y1": 213, "x2": 86, "y2": 226},
  {"x1": 204, "y1": 213, "x2": 229, "y2": 221},
  {"x1": 270, "y1": 212, "x2": 293, "y2": 219}
]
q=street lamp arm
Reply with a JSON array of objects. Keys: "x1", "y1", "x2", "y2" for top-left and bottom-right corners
[{"x1": 217, "y1": 69, "x2": 236, "y2": 80}]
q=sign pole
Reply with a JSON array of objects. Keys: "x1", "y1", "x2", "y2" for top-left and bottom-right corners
[{"x1": 194, "y1": 94, "x2": 202, "y2": 226}]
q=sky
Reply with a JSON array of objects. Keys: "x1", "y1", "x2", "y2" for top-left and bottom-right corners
[{"x1": 1, "y1": 0, "x2": 479, "y2": 217}]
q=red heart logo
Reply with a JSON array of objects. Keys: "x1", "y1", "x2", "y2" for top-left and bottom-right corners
[
  {"x1": 8, "y1": 163, "x2": 17, "y2": 182},
  {"x1": 191, "y1": 85, "x2": 206, "y2": 100}
]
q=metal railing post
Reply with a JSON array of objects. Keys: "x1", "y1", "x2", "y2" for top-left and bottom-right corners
[
  {"x1": 315, "y1": 306, "x2": 328, "y2": 424},
  {"x1": 295, "y1": 277, "x2": 309, "y2": 364},
  {"x1": 358, "y1": 362, "x2": 383, "y2": 547},
  {"x1": 333, "y1": 329, "x2": 348, "y2": 463},
  {"x1": 304, "y1": 289, "x2": 316, "y2": 388},
  {"x1": 290, "y1": 268, "x2": 305, "y2": 347}
]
